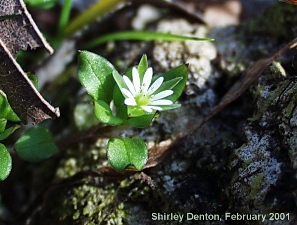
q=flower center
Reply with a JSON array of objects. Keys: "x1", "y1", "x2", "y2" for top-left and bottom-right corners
[{"x1": 135, "y1": 93, "x2": 149, "y2": 107}]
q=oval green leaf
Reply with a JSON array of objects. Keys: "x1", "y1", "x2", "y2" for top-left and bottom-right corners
[
  {"x1": 0, "y1": 125, "x2": 20, "y2": 141},
  {"x1": 0, "y1": 94, "x2": 20, "y2": 122},
  {"x1": 126, "y1": 114, "x2": 155, "y2": 128},
  {"x1": 0, "y1": 144, "x2": 12, "y2": 181},
  {"x1": 0, "y1": 119, "x2": 7, "y2": 132},
  {"x1": 94, "y1": 100, "x2": 123, "y2": 125},
  {"x1": 154, "y1": 64, "x2": 188, "y2": 103},
  {"x1": 107, "y1": 138, "x2": 148, "y2": 172},
  {"x1": 136, "y1": 54, "x2": 148, "y2": 78},
  {"x1": 78, "y1": 51, "x2": 116, "y2": 103},
  {"x1": 14, "y1": 126, "x2": 59, "y2": 163}
]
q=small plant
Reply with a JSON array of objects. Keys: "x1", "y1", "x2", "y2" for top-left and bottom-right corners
[
  {"x1": 78, "y1": 52, "x2": 188, "y2": 172},
  {"x1": 0, "y1": 93, "x2": 58, "y2": 181},
  {"x1": 0, "y1": 93, "x2": 20, "y2": 180}
]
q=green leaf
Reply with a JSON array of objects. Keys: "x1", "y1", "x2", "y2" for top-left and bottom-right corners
[
  {"x1": 112, "y1": 82, "x2": 125, "y2": 107},
  {"x1": 112, "y1": 70, "x2": 127, "y2": 92},
  {"x1": 155, "y1": 77, "x2": 183, "y2": 94},
  {"x1": 58, "y1": 0, "x2": 72, "y2": 36},
  {"x1": 126, "y1": 114, "x2": 155, "y2": 128},
  {"x1": 0, "y1": 94, "x2": 20, "y2": 122},
  {"x1": 14, "y1": 126, "x2": 59, "y2": 163},
  {"x1": 78, "y1": 51, "x2": 116, "y2": 102},
  {"x1": 5, "y1": 110, "x2": 20, "y2": 123},
  {"x1": 94, "y1": 100, "x2": 123, "y2": 125},
  {"x1": 107, "y1": 138, "x2": 148, "y2": 172},
  {"x1": 107, "y1": 138, "x2": 128, "y2": 172},
  {"x1": 25, "y1": 0, "x2": 59, "y2": 9},
  {"x1": 136, "y1": 54, "x2": 148, "y2": 78},
  {"x1": 154, "y1": 64, "x2": 188, "y2": 103},
  {"x1": 0, "y1": 119, "x2": 7, "y2": 132},
  {"x1": 126, "y1": 106, "x2": 147, "y2": 117},
  {"x1": 84, "y1": 31, "x2": 214, "y2": 48},
  {"x1": 0, "y1": 144, "x2": 12, "y2": 181},
  {"x1": 65, "y1": 0, "x2": 124, "y2": 37},
  {"x1": 0, "y1": 125, "x2": 20, "y2": 141},
  {"x1": 27, "y1": 72, "x2": 39, "y2": 89},
  {"x1": 0, "y1": 95, "x2": 9, "y2": 119}
]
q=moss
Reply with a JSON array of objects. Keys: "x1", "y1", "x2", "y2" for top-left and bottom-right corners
[
  {"x1": 67, "y1": 184, "x2": 125, "y2": 224},
  {"x1": 247, "y1": 174, "x2": 264, "y2": 201},
  {"x1": 251, "y1": 86, "x2": 280, "y2": 121},
  {"x1": 242, "y1": 158, "x2": 253, "y2": 169},
  {"x1": 280, "y1": 82, "x2": 297, "y2": 119},
  {"x1": 40, "y1": 180, "x2": 127, "y2": 225},
  {"x1": 55, "y1": 139, "x2": 110, "y2": 179}
]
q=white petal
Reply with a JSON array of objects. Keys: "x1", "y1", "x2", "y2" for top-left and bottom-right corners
[
  {"x1": 141, "y1": 106, "x2": 153, "y2": 112},
  {"x1": 147, "y1": 77, "x2": 164, "y2": 95},
  {"x1": 150, "y1": 90, "x2": 173, "y2": 101},
  {"x1": 124, "y1": 98, "x2": 137, "y2": 106},
  {"x1": 123, "y1": 75, "x2": 136, "y2": 95},
  {"x1": 149, "y1": 106, "x2": 162, "y2": 111},
  {"x1": 150, "y1": 99, "x2": 173, "y2": 105},
  {"x1": 121, "y1": 88, "x2": 134, "y2": 99},
  {"x1": 142, "y1": 67, "x2": 153, "y2": 93},
  {"x1": 132, "y1": 67, "x2": 141, "y2": 94},
  {"x1": 142, "y1": 105, "x2": 162, "y2": 112}
]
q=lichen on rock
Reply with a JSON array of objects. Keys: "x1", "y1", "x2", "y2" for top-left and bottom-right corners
[{"x1": 227, "y1": 64, "x2": 297, "y2": 222}]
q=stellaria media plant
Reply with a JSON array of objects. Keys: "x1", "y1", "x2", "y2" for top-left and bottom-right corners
[{"x1": 78, "y1": 53, "x2": 188, "y2": 172}]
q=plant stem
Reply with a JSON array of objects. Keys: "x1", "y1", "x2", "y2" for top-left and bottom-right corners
[
  {"x1": 64, "y1": 0, "x2": 124, "y2": 37},
  {"x1": 84, "y1": 31, "x2": 214, "y2": 48},
  {"x1": 58, "y1": 0, "x2": 73, "y2": 36}
]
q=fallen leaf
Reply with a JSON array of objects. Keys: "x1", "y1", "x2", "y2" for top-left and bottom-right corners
[
  {"x1": 0, "y1": 0, "x2": 53, "y2": 55},
  {"x1": 0, "y1": 40, "x2": 59, "y2": 124},
  {"x1": 144, "y1": 139, "x2": 173, "y2": 169},
  {"x1": 0, "y1": 0, "x2": 59, "y2": 124}
]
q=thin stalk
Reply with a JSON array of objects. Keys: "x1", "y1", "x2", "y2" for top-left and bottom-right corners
[
  {"x1": 65, "y1": 0, "x2": 124, "y2": 37},
  {"x1": 83, "y1": 30, "x2": 214, "y2": 49},
  {"x1": 58, "y1": 0, "x2": 73, "y2": 36}
]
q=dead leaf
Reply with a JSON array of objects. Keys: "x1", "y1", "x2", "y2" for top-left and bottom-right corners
[
  {"x1": 0, "y1": 0, "x2": 59, "y2": 124},
  {"x1": 144, "y1": 139, "x2": 173, "y2": 169},
  {"x1": 0, "y1": 39, "x2": 59, "y2": 124},
  {"x1": 0, "y1": 0, "x2": 53, "y2": 55}
]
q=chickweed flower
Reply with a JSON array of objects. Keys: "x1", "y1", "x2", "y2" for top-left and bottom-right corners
[
  {"x1": 121, "y1": 67, "x2": 173, "y2": 113},
  {"x1": 112, "y1": 55, "x2": 185, "y2": 118}
]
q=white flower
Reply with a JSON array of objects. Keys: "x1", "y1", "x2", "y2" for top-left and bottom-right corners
[{"x1": 121, "y1": 67, "x2": 174, "y2": 113}]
